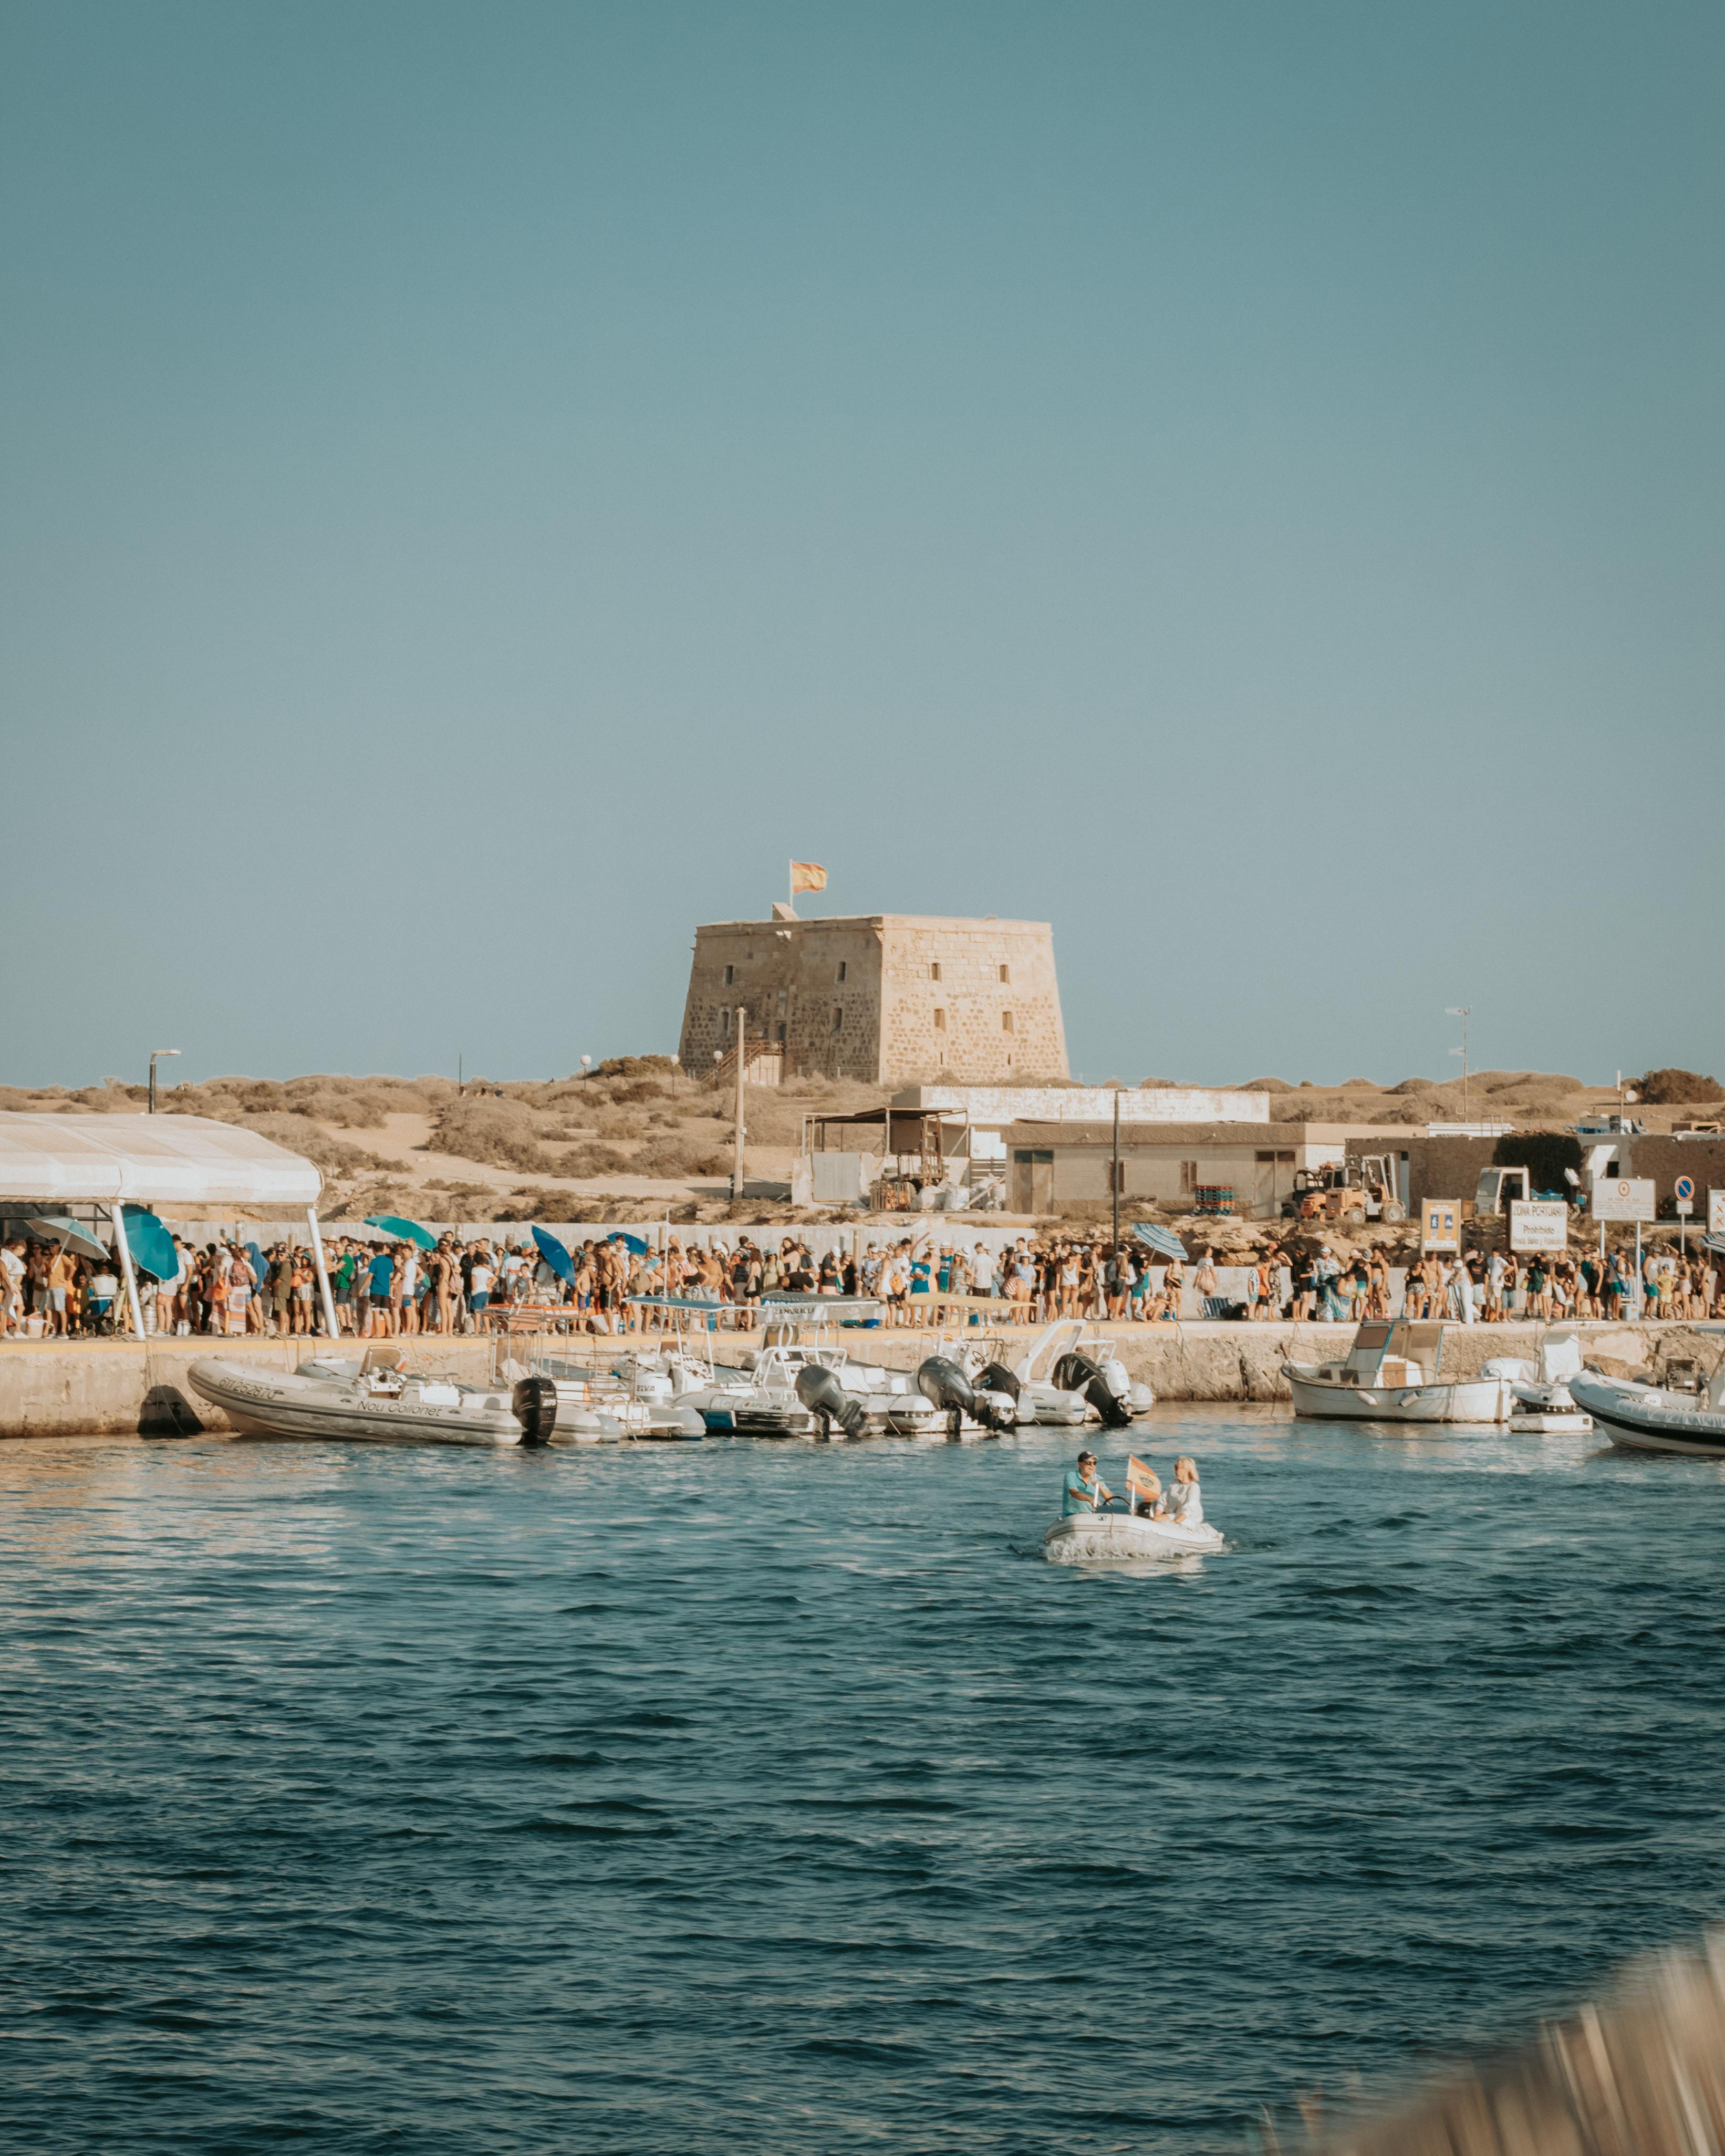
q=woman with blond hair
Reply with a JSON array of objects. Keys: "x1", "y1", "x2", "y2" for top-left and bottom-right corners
[{"x1": 1162, "y1": 1455, "x2": 1204, "y2": 1528}]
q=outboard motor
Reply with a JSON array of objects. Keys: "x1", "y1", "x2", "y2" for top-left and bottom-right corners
[
  {"x1": 972, "y1": 1361, "x2": 1021, "y2": 1431},
  {"x1": 917, "y1": 1356, "x2": 1014, "y2": 1437},
  {"x1": 1053, "y1": 1352, "x2": 1132, "y2": 1430},
  {"x1": 917, "y1": 1355, "x2": 977, "y2": 1440},
  {"x1": 976, "y1": 1361, "x2": 1022, "y2": 1407},
  {"x1": 795, "y1": 1363, "x2": 868, "y2": 1441},
  {"x1": 511, "y1": 1376, "x2": 560, "y2": 1448}
]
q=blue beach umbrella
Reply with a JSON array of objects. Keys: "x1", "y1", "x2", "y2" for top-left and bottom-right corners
[
  {"x1": 531, "y1": 1226, "x2": 575, "y2": 1284},
  {"x1": 119, "y1": 1205, "x2": 177, "y2": 1280},
  {"x1": 365, "y1": 1214, "x2": 437, "y2": 1252},
  {"x1": 1131, "y1": 1222, "x2": 1190, "y2": 1262},
  {"x1": 609, "y1": 1231, "x2": 649, "y2": 1256}
]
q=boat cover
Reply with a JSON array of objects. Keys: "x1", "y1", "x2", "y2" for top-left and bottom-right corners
[{"x1": 0, "y1": 1113, "x2": 321, "y2": 1207}]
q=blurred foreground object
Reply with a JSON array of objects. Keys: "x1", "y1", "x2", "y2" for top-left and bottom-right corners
[{"x1": 1296, "y1": 1931, "x2": 1725, "y2": 2156}]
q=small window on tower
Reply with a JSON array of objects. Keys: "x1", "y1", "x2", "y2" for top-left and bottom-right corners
[
  {"x1": 1001, "y1": 1010, "x2": 1014, "y2": 1034},
  {"x1": 836, "y1": 961, "x2": 847, "y2": 983},
  {"x1": 933, "y1": 1008, "x2": 947, "y2": 1032},
  {"x1": 832, "y1": 1006, "x2": 844, "y2": 1033},
  {"x1": 723, "y1": 965, "x2": 734, "y2": 986},
  {"x1": 720, "y1": 1006, "x2": 732, "y2": 1037},
  {"x1": 999, "y1": 963, "x2": 1011, "y2": 984},
  {"x1": 929, "y1": 962, "x2": 942, "y2": 982}
]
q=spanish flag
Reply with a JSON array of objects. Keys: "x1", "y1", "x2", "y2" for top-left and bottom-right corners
[
  {"x1": 789, "y1": 861, "x2": 827, "y2": 895},
  {"x1": 1125, "y1": 1455, "x2": 1159, "y2": 1500}
]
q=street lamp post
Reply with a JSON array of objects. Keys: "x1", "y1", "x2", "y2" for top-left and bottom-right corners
[
  {"x1": 1446, "y1": 1008, "x2": 1470, "y2": 1121},
  {"x1": 149, "y1": 1049, "x2": 181, "y2": 1114}
]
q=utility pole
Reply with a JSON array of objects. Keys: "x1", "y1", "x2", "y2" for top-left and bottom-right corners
[
  {"x1": 1446, "y1": 1007, "x2": 1470, "y2": 1120},
  {"x1": 731, "y1": 1009, "x2": 747, "y2": 1200},
  {"x1": 1111, "y1": 1087, "x2": 1120, "y2": 1267},
  {"x1": 148, "y1": 1049, "x2": 180, "y2": 1113}
]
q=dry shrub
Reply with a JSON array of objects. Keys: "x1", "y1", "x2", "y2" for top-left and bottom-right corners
[
  {"x1": 1244, "y1": 1076, "x2": 1294, "y2": 1091},
  {"x1": 559, "y1": 1144, "x2": 631, "y2": 1178},
  {"x1": 632, "y1": 1138, "x2": 726, "y2": 1179},
  {"x1": 591, "y1": 1055, "x2": 677, "y2": 1080},
  {"x1": 1639, "y1": 1066, "x2": 1723, "y2": 1103},
  {"x1": 1388, "y1": 1077, "x2": 1442, "y2": 1096},
  {"x1": 428, "y1": 1097, "x2": 558, "y2": 1174}
]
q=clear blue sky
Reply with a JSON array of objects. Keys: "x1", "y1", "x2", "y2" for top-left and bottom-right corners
[{"x1": 4, "y1": 0, "x2": 1720, "y2": 1089}]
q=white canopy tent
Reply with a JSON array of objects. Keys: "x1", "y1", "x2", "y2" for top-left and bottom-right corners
[{"x1": 0, "y1": 1115, "x2": 331, "y2": 1339}]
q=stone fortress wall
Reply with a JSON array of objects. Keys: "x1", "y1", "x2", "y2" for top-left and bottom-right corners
[{"x1": 678, "y1": 914, "x2": 1068, "y2": 1087}]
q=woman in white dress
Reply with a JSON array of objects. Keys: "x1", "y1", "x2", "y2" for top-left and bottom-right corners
[{"x1": 1162, "y1": 1456, "x2": 1203, "y2": 1528}]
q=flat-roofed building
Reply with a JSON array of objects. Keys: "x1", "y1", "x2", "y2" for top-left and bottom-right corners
[
  {"x1": 1005, "y1": 1120, "x2": 1410, "y2": 1220},
  {"x1": 679, "y1": 913, "x2": 1067, "y2": 1087}
]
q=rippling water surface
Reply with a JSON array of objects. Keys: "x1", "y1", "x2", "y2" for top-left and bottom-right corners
[{"x1": 3, "y1": 1412, "x2": 1722, "y2": 2153}]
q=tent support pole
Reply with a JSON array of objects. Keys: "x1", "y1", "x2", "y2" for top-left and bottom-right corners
[
  {"x1": 111, "y1": 1205, "x2": 147, "y2": 1341},
  {"x1": 307, "y1": 1208, "x2": 339, "y2": 1340}
]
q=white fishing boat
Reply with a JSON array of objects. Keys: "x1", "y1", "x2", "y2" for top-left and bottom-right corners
[
  {"x1": 1283, "y1": 1320, "x2": 1510, "y2": 1424},
  {"x1": 1572, "y1": 1333, "x2": 1725, "y2": 1457},
  {"x1": 187, "y1": 1348, "x2": 591, "y2": 1446},
  {"x1": 1043, "y1": 1511, "x2": 1224, "y2": 1562}
]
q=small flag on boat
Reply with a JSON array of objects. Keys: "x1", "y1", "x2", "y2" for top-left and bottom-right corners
[
  {"x1": 1125, "y1": 1455, "x2": 1158, "y2": 1498},
  {"x1": 789, "y1": 860, "x2": 827, "y2": 894}
]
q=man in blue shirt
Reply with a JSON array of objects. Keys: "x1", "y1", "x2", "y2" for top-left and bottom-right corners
[
  {"x1": 367, "y1": 1248, "x2": 394, "y2": 1336},
  {"x1": 1061, "y1": 1450, "x2": 1113, "y2": 1516}
]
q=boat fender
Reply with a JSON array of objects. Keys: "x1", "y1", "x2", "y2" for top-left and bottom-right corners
[
  {"x1": 1054, "y1": 1351, "x2": 1132, "y2": 1430},
  {"x1": 511, "y1": 1376, "x2": 560, "y2": 1447},
  {"x1": 794, "y1": 1364, "x2": 868, "y2": 1440}
]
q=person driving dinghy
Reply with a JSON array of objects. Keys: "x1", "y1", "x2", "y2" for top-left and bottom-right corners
[{"x1": 1061, "y1": 1450, "x2": 1114, "y2": 1514}]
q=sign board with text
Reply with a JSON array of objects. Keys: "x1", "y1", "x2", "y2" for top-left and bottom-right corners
[
  {"x1": 1591, "y1": 1177, "x2": 1657, "y2": 1224},
  {"x1": 1712, "y1": 1190, "x2": 1725, "y2": 1236},
  {"x1": 1421, "y1": 1199, "x2": 1461, "y2": 1252},
  {"x1": 1509, "y1": 1199, "x2": 1569, "y2": 1253}
]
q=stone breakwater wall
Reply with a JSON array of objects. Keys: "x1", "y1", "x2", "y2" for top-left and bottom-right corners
[{"x1": 0, "y1": 1322, "x2": 1716, "y2": 1437}]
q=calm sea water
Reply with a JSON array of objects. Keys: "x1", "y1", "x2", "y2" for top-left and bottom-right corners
[{"x1": 2, "y1": 1412, "x2": 1721, "y2": 2154}]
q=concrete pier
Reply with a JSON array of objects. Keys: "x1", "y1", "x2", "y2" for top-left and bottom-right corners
[{"x1": 0, "y1": 1321, "x2": 1714, "y2": 1439}]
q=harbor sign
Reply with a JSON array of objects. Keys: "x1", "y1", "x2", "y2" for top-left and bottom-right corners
[
  {"x1": 1509, "y1": 1199, "x2": 1568, "y2": 1253},
  {"x1": 1591, "y1": 1177, "x2": 1656, "y2": 1224},
  {"x1": 1421, "y1": 1198, "x2": 1461, "y2": 1252}
]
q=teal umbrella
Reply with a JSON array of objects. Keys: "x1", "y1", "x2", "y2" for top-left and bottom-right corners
[
  {"x1": 121, "y1": 1205, "x2": 178, "y2": 1280},
  {"x1": 27, "y1": 1215, "x2": 109, "y2": 1262},
  {"x1": 365, "y1": 1214, "x2": 437, "y2": 1252}
]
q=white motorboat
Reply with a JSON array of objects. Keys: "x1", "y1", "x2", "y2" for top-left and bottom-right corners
[
  {"x1": 511, "y1": 1353, "x2": 705, "y2": 1441},
  {"x1": 1481, "y1": 1327, "x2": 1593, "y2": 1433},
  {"x1": 999, "y1": 1320, "x2": 1155, "y2": 1427},
  {"x1": 1283, "y1": 1320, "x2": 1510, "y2": 1424},
  {"x1": 1572, "y1": 1338, "x2": 1725, "y2": 1456},
  {"x1": 1043, "y1": 1511, "x2": 1223, "y2": 1563},
  {"x1": 187, "y1": 1349, "x2": 588, "y2": 1446},
  {"x1": 614, "y1": 1309, "x2": 949, "y2": 1439}
]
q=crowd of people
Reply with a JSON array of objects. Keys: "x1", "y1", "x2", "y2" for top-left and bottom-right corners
[{"x1": 4, "y1": 1221, "x2": 1719, "y2": 1340}]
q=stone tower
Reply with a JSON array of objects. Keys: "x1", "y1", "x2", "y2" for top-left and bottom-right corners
[{"x1": 678, "y1": 913, "x2": 1068, "y2": 1087}]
